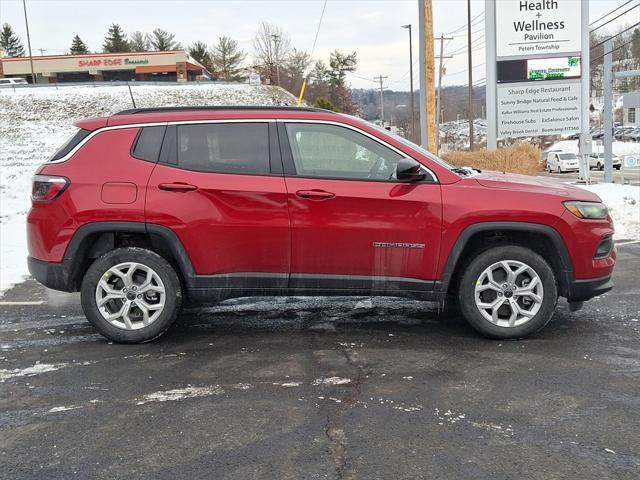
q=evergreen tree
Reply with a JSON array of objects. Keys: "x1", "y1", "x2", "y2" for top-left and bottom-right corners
[
  {"x1": 212, "y1": 36, "x2": 246, "y2": 81},
  {"x1": 149, "y1": 28, "x2": 181, "y2": 51},
  {"x1": 285, "y1": 49, "x2": 311, "y2": 81},
  {"x1": 328, "y1": 50, "x2": 357, "y2": 88},
  {"x1": 188, "y1": 41, "x2": 212, "y2": 73},
  {"x1": 0, "y1": 23, "x2": 25, "y2": 57},
  {"x1": 313, "y1": 98, "x2": 337, "y2": 111},
  {"x1": 103, "y1": 23, "x2": 130, "y2": 53},
  {"x1": 69, "y1": 34, "x2": 89, "y2": 55},
  {"x1": 129, "y1": 31, "x2": 150, "y2": 52}
]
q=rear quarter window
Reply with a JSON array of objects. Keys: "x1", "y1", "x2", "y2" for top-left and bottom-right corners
[
  {"x1": 132, "y1": 126, "x2": 166, "y2": 162},
  {"x1": 49, "y1": 128, "x2": 91, "y2": 161}
]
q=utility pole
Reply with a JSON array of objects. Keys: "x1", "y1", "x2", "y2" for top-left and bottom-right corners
[
  {"x1": 374, "y1": 75, "x2": 388, "y2": 124},
  {"x1": 603, "y1": 37, "x2": 613, "y2": 183},
  {"x1": 271, "y1": 34, "x2": 281, "y2": 86},
  {"x1": 401, "y1": 24, "x2": 415, "y2": 142},
  {"x1": 467, "y1": 0, "x2": 474, "y2": 150},
  {"x1": 418, "y1": 0, "x2": 436, "y2": 151},
  {"x1": 22, "y1": 0, "x2": 36, "y2": 84},
  {"x1": 435, "y1": 34, "x2": 453, "y2": 154},
  {"x1": 37, "y1": 48, "x2": 47, "y2": 56}
]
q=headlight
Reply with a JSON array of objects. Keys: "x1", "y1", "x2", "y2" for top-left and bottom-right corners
[{"x1": 564, "y1": 201, "x2": 608, "y2": 219}]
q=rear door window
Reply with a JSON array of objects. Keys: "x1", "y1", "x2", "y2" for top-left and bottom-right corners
[
  {"x1": 49, "y1": 128, "x2": 91, "y2": 161},
  {"x1": 174, "y1": 123, "x2": 270, "y2": 174}
]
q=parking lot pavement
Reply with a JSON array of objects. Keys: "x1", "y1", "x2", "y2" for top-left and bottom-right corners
[
  {"x1": 1, "y1": 243, "x2": 639, "y2": 480},
  {"x1": 540, "y1": 167, "x2": 640, "y2": 186}
]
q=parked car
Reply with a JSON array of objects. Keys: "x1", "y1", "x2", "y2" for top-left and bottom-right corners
[
  {"x1": 0, "y1": 77, "x2": 28, "y2": 87},
  {"x1": 589, "y1": 153, "x2": 621, "y2": 170},
  {"x1": 27, "y1": 106, "x2": 615, "y2": 343},
  {"x1": 546, "y1": 152, "x2": 580, "y2": 172}
]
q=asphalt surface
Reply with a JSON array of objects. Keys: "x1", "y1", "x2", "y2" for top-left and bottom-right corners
[{"x1": 1, "y1": 243, "x2": 639, "y2": 480}]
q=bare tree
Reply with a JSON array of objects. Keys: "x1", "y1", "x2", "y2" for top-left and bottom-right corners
[
  {"x1": 130, "y1": 31, "x2": 150, "y2": 52},
  {"x1": 252, "y1": 22, "x2": 291, "y2": 84}
]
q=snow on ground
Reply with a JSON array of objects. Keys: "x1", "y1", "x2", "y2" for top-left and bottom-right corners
[
  {"x1": 0, "y1": 83, "x2": 297, "y2": 293},
  {"x1": 575, "y1": 183, "x2": 640, "y2": 240}
]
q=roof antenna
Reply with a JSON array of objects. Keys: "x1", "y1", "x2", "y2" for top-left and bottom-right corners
[{"x1": 127, "y1": 82, "x2": 137, "y2": 109}]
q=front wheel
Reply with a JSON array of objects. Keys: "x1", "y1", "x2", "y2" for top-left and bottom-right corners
[
  {"x1": 81, "y1": 247, "x2": 182, "y2": 343},
  {"x1": 458, "y1": 245, "x2": 558, "y2": 339}
]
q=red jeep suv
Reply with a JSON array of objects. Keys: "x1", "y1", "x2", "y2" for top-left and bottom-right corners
[{"x1": 27, "y1": 106, "x2": 615, "y2": 343}]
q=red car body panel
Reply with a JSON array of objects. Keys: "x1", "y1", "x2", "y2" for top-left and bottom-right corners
[
  {"x1": 284, "y1": 177, "x2": 442, "y2": 279},
  {"x1": 146, "y1": 163, "x2": 290, "y2": 275},
  {"x1": 28, "y1": 128, "x2": 153, "y2": 261},
  {"x1": 27, "y1": 108, "x2": 616, "y2": 303}
]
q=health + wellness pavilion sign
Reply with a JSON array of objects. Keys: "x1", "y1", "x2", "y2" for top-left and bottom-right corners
[
  {"x1": 496, "y1": 0, "x2": 581, "y2": 58},
  {"x1": 486, "y1": 0, "x2": 586, "y2": 141}
]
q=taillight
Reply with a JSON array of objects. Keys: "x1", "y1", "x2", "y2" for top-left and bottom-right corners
[{"x1": 31, "y1": 175, "x2": 70, "y2": 203}]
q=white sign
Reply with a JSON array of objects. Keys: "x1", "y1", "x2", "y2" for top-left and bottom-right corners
[
  {"x1": 496, "y1": 0, "x2": 582, "y2": 58},
  {"x1": 624, "y1": 155, "x2": 639, "y2": 168},
  {"x1": 497, "y1": 81, "x2": 581, "y2": 138}
]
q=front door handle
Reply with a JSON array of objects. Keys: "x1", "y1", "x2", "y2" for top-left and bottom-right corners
[
  {"x1": 296, "y1": 189, "x2": 335, "y2": 200},
  {"x1": 158, "y1": 182, "x2": 198, "y2": 192}
]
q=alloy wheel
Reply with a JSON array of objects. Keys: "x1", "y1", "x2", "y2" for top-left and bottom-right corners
[
  {"x1": 474, "y1": 260, "x2": 544, "y2": 328},
  {"x1": 95, "y1": 262, "x2": 166, "y2": 330}
]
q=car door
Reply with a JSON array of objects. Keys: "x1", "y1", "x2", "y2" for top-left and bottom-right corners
[
  {"x1": 145, "y1": 120, "x2": 290, "y2": 288},
  {"x1": 279, "y1": 121, "x2": 442, "y2": 293}
]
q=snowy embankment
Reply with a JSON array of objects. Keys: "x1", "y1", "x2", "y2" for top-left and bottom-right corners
[
  {"x1": 0, "y1": 83, "x2": 297, "y2": 293},
  {"x1": 550, "y1": 139, "x2": 640, "y2": 156},
  {"x1": 575, "y1": 183, "x2": 640, "y2": 241}
]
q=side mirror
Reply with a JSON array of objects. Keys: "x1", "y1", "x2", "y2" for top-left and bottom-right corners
[{"x1": 396, "y1": 157, "x2": 427, "y2": 182}]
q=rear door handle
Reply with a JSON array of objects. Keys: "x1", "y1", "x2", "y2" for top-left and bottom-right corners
[
  {"x1": 296, "y1": 189, "x2": 335, "y2": 200},
  {"x1": 158, "y1": 182, "x2": 198, "y2": 192}
]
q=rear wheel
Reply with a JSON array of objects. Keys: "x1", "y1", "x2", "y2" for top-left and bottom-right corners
[
  {"x1": 458, "y1": 245, "x2": 557, "y2": 339},
  {"x1": 81, "y1": 248, "x2": 182, "y2": 343}
]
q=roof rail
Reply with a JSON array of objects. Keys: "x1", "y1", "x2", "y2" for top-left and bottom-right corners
[{"x1": 114, "y1": 105, "x2": 332, "y2": 115}]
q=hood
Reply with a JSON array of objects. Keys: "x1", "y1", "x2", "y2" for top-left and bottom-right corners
[{"x1": 473, "y1": 171, "x2": 602, "y2": 202}]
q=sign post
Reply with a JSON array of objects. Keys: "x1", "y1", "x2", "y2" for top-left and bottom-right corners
[{"x1": 485, "y1": 0, "x2": 590, "y2": 179}]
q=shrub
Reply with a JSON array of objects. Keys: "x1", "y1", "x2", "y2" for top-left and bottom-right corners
[{"x1": 442, "y1": 142, "x2": 543, "y2": 176}]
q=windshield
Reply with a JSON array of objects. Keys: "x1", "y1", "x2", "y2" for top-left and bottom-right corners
[
  {"x1": 558, "y1": 153, "x2": 577, "y2": 160},
  {"x1": 367, "y1": 122, "x2": 458, "y2": 172}
]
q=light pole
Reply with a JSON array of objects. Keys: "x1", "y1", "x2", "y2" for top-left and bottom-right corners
[
  {"x1": 401, "y1": 24, "x2": 415, "y2": 142},
  {"x1": 271, "y1": 34, "x2": 280, "y2": 86},
  {"x1": 22, "y1": 0, "x2": 36, "y2": 84}
]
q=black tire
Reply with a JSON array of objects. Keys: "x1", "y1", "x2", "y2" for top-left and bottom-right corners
[
  {"x1": 614, "y1": 165, "x2": 621, "y2": 170},
  {"x1": 81, "y1": 247, "x2": 182, "y2": 343},
  {"x1": 458, "y1": 245, "x2": 558, "y2": 339}
]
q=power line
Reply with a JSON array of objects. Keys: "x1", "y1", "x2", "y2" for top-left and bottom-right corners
[
  {"x1": 590, "y1": 21, "x2": 640, "y2": 50},
  {"x1": 590, "y1": 2, "x2": 639, "y2": 33},
  {"x1": 445, "y1": 11, "x2": 484, "y2": 35},
  {"x1": 309, "y1": 0, "x2": 328, "y2": 57},
  {"x1": 590, "y1": 37, "x2": 636, "y2": 63},
  {"x1": 589, "y1": 0, "x2": 635, "y2": 27}
]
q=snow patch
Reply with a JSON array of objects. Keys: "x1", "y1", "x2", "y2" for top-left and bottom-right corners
[
  {"x1": 312, "y1": 376, "x2": 352, "y2": 386},
  {"x1": 136, "y1": 385, "x2": 225, "y2": 405},
  {"x1": 48, "y1": 405, "x2": 83, "y2": 413},
  {"x1": 0, "y1": 362, "x2": 67, "y2": 382}
]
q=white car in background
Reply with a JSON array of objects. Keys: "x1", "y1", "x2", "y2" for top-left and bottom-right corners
[
  {"x1": 0, "y1": 77, "x2": 28, "y2": 87},
  {"x1": 546, "y1": 152, "x2": 580, "y2": 173},
  {"x1": 589, "y1": 152, "x2": 622, "y2": 170}
]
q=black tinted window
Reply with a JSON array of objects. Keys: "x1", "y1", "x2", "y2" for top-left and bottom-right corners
[
  {"x1": 176, "y1": 123, "x2": 269, "y2": 174},
  {"x1": 132, "y1": 126, "x2": 166, "y2": 162},
  {"x1": 49, "y1": 128, "x2": 91, "y2": 161}
]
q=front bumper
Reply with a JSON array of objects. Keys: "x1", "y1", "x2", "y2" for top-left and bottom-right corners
[
  {"x1": 566, "y1": 274, "x2": 613, "y2": 302},
  {"x1": 28, "y1": 256, "x2": 75, "y2": 292}
]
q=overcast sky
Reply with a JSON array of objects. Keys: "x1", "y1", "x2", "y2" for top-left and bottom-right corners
[{"x1": 0, "y1": 0, "x2": 633, "y2": 89}]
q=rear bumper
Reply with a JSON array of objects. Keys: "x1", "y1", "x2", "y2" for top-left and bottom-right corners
[
  {"x1": 566, "y1": 274, "x2": 613, "y2": 302},
  {"x1": 27, "y1": 256, "x2": 74, "y2": 292}
]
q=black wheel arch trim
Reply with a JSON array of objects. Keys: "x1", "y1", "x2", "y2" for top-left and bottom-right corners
[
  {"x1": 58, "y1": 221, "x2": 196, "y2": 291},
  {"x1": 437, "y1": 221, "x2": 574, "y2": 295}
]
